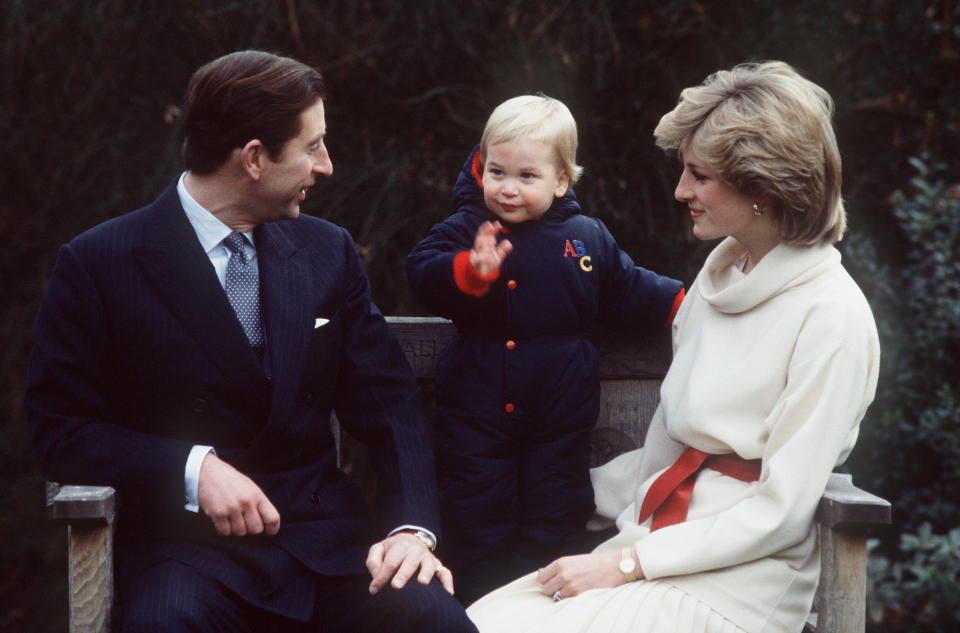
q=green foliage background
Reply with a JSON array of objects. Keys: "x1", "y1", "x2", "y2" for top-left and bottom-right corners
[{"x1": 2, "y1": 1, "x2": 958, "y2": 631}]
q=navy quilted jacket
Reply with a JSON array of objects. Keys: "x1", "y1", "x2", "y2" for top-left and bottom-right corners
[{"x1": 407, "y1": 147, "x2": 683, "y2": 343}]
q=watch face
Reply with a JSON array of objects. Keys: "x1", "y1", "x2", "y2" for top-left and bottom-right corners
[
  {"x1": 412, "y1": 531, "x2": 435, "y2": 550},
  {"x1": 620, "y1": 557, "x2": 635, "y2": 573}
]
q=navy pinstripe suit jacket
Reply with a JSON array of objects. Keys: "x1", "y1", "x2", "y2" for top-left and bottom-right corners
[{"x1": 27, "y1": 180, "x2": 439, "y2": 618}]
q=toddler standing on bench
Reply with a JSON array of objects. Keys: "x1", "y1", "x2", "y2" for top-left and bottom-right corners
[{"x1": 407, "y1": 94, "x2": 684, "y2": 603}]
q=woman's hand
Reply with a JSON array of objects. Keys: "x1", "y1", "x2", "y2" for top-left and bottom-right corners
[
  {"x1": 537, "y1": 550, "x2": 643, "y2": 600},
  {"x1": 470, "y1": 221, "x2": 512, "y2": 276}
]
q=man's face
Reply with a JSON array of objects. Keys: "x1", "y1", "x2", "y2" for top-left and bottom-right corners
[{"x1": 257, "y1": 99, "x2": 333, "y2": 222}]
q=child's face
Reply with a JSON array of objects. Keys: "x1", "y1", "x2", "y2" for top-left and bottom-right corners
[{"x1": 482, "y1": 138, "x2": 569, "y2": 223}]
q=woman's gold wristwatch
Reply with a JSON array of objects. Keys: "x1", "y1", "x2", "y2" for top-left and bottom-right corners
[{"x1": 619, "y1": 547, "x2": 637, "y2": 582}]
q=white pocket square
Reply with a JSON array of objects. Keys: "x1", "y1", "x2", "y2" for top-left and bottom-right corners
[{"x1": 314, "y1": 318, "x2": 330, "y2": 329}]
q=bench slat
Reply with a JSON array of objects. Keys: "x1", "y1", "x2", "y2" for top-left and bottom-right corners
[{"x1": 385, "y1": 316, "x2": 673, "y2": 380}]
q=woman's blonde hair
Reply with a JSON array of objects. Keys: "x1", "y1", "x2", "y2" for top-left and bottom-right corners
[
  {"x1": 480, "y1": 94, "x2": 583, "y2": 185},
  {"x1": 654, "y1": 61, "x2": 846, "y2": 245}
]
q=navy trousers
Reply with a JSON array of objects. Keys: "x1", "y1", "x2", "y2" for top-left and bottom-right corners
[
  {"x1": 435, "y1": 400, "x2": 597, "y2": 603},
  {"x1": 118, "y1": 559, "x2": 478, "y2": 633}
]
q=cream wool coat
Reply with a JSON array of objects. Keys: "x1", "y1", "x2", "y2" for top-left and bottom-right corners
[{"x1": 468, "y1": 237, "x2": 880, "y2": 633}]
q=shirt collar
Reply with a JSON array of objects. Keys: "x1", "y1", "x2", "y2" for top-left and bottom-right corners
[{"x1": 177, "y1": 172, "x2": 254, "y2": 253}]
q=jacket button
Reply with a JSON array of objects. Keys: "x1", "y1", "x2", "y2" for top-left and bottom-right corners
[
  {"x1": 505, "y1": 340, "x2": 516, "y2": 350},
  {"x1": 504, "y1": 403, "x2": 515, "y2": 413},
  {"x1": 304, "y1": 392, "x2": 314, "y2": 403},
  {"x1": 310, "y1": 493, "x2": 321, "y2": 504},
  {"x1": 507, "y1": 280, "x2": 517, "y2": 289},
  {"x1": 192, "y1": 397, "x2": 207, "y2": 413}
]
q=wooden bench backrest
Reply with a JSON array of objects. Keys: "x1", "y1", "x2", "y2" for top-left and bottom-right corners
[{"x1": 384, "y1": 316, "x2": 670, "y2": 466}]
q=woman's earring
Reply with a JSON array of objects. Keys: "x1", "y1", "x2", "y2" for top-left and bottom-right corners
[{"x1": 753, "y1": 203, "x2": 765, "y2": 216}]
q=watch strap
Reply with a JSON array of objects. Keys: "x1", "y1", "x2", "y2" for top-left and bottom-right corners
[
  {"x1": 409, "y1": 529, "x2": 436, "y2": 551},
  {"x1": 620, "y1": 547, "x2": 637, "y2": 582}
]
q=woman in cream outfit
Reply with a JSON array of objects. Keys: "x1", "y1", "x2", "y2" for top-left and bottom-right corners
[{"x1": 466, "y1": 61, "x2": 880, "y2": 633}]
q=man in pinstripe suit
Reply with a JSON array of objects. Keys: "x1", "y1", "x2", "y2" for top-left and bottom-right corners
[{"x1": 27, "y1": 50, "x2": 476, "y2": 633}]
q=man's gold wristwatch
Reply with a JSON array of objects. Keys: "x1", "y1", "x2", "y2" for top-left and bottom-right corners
[
  {"x1": 408, "y1": 529, "x2": 436, "y2": 551},
  {"x1": 619, "y1": 547, "x2": 637, "y2": 582}
]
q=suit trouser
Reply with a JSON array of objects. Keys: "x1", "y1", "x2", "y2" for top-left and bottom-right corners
[
  {"x1": 117, "y1": 558, "x2": 477, "y2": 633},
  {"x1": 435, "y1": 403, "x2": 596, "y2": 604}
]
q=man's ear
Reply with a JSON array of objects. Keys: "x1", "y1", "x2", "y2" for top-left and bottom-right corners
[
  {"x1": 554, "y1": 171, "x2": 570, "y2": 198},
  {"x1": 239, "y1": 139, "x2": 266, "y2": 181}
]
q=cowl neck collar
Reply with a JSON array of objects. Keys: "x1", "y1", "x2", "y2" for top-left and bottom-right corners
[{"x1": 697, "y1": 237, "x2": 839, "y2": 314}]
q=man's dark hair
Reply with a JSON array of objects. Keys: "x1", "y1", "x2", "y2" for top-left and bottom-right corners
[{"x1": 182, "y1": 50, "x2": 326, "y2": 174}]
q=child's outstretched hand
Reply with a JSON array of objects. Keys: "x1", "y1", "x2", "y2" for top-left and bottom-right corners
[{"x1": 470, "y1": 221, "x2": 513, "y2": 276}]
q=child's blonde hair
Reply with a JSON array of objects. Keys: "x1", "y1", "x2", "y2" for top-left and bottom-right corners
[{"x1": 480, "y1": 94, "x2": 583, "y2": 185}]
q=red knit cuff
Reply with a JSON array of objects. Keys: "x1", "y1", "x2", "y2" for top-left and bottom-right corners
[
  {"x1": 453, "y1": 250, "x2": 499, "y2": 297},
  {"x1": 664, "y1": 288, "x2": 685, "y2": 327}
]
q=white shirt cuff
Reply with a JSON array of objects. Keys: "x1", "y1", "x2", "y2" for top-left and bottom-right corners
[
  {"x1": 389, "y1": 525, "x2": 437, "y2": 550},
  {"x1": 184, "y1": 445, "x2": 215, "y2": 512}
]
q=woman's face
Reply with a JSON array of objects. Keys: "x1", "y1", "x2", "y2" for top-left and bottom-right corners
[{"x1": 674, "y1": 146, "x2": 758, "y2": 243}]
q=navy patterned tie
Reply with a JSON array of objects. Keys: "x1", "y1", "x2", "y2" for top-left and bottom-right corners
[{"x1": 222, "y1": 231, "x2": 265, "y2": 348}]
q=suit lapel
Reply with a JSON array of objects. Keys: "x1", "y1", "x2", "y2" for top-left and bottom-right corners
[
  {"x1": 134, "y1": 183, "x2": 270, "y2": 405},
  {"x1": 256, "y1": 221, "x2": 312, "y2": 423}
]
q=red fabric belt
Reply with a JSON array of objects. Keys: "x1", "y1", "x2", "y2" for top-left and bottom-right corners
[{"x1": 637, "y1": 447, "x2": 761, "y2": 531}]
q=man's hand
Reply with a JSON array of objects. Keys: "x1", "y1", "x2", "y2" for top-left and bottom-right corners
[
  {"x1": 537, "y1": 550, "x2": 642, "y2": 600},
  {"x1": 470, "y1": 220, "x2": 513, "y2": 276},
  {"x1": 198, "y1": 452, "x2": 281, "y2": 537},
  {"x1": 366, "y1": 532, "x2": 454, "y2": 595}
]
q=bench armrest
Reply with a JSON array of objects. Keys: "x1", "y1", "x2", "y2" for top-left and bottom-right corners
[
  {"x1": 47, "y1": 483, "x2": 116, "y2": 633},
  {"x1": 816, "y1": 473, "x2": 891, "y2": 530},
  {"x1": 808, "y1": 474, "x2": 891, "y2": 633},
  {"x1": 47, "y1": 483, "x2": 117, "y2": 524}
]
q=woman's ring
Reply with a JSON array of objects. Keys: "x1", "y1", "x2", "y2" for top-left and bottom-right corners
[{"x1": 552, "y1": 591, "x2": 563, "y2": 602}]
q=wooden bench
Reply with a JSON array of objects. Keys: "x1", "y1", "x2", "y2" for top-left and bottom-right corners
[{"x1": 47, "y1": 316, "x2": 891, "y2": 633}]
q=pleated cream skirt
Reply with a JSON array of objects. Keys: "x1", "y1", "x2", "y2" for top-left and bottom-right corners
[{"x1": 467, "y1": 572, "x2": 746, "y2": 633}]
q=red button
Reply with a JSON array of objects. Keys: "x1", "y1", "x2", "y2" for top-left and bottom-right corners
[
  {"x1": 504, "y1": 403, "x2": 515, "y2": 413},
  {"x1": 507, "y1": 280, "x2": 517, "y2": 289},
  {"x1": 505, "y1": 340, "x2": 516, "y2": 350}
]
